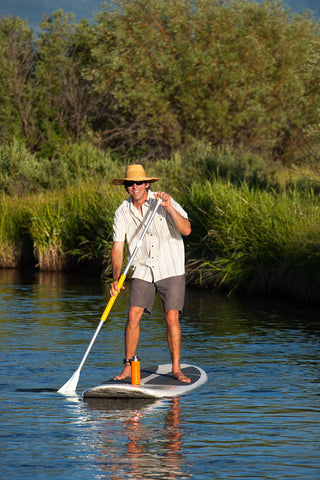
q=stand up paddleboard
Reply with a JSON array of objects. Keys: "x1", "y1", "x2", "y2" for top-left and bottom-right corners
[{"x1": 83, "y1": 364, "x2": 207, "y2": 399}]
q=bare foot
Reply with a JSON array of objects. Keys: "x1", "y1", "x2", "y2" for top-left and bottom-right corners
[
  {"x1": 173, "y1": 370, "x2": 191, "y2": 383},
  {"x1": 113, "y1": 364, "x2": 131, "y2": 381}
]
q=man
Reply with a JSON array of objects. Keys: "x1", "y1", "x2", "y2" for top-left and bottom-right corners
[{"x1": 110, "y1": 164, "x2": 191, "y2": 383}]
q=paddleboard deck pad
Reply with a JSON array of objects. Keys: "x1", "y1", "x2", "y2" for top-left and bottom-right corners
[{"x1": 83, "y1": 363, "x2": 207, "y2": 399}]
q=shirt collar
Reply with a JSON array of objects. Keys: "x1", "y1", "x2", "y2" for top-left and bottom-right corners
[{"x1": 128, "y1": 190, "x2": 155, "y2": 218}]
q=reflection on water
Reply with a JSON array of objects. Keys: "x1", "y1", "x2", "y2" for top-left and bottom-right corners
[
  {"x1": 82, "y1": 397, "x2": 187, "y2": 480},
  {"x1": 0, "y1": 269, "x2": 320, "y2": 480}
]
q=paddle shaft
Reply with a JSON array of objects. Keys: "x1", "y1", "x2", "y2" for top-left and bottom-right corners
[
  {"x1": 74, "y1": 272, "x2": 126, "y2": 376},
  {"x1": 58, "y1": 197, "x2": 162, "y2": 393},
  {"x1": 101, "y1": 196, "x2": 162, "y2": 321}
]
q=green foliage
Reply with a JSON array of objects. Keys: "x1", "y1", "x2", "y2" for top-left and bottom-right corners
[
  {"x1": 1, "y1": 1, "x2": 320, "y2": 162},
  {"x1": 59, "y1": 181, "x2": 124, "y2": 271},
  {"x1": 45, "y1": 141, "x2": 118, "y2": 188},
  {"x1": 0, "y1": 139, "x2": 49, "y2": 194},
  {"x1": 34, "y1": 10, "x2": 85, "y2": 155},
  {"x1": 2, "y1": 1, "x2": 320, "y2": 302},
  {"x1": 0, "y1": 194, "x2": 31, "y2": 267},
  {"x1": 1, "y1": 164, "x2": 320, "y2": 301},
  {"x1": 184, "y1": 180, "x2": 320, "y2": 301},
  {"x1": 0, "y1": 139, "x2": 118, "y2": 194},
  {"x1": 27, "y1": 181, "x2": 125, "y2": 272},
  {"x1": 88, "y1": 0, "x2": 320, "y2": 159},
  {"x1": 29, "y1": 195, "x2": 67, "y2": 271},
  {"x1": 0, "y1": 16, "x2": 35, "y2": 144}
]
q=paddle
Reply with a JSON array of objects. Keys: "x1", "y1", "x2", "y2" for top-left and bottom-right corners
[{"x1": 58, "y1": 197, "x2": 162, "y2": 394}]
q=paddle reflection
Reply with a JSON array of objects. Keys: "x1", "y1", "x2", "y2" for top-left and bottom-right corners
[{"x1": 84, "y1": 397, "x2": 190, "y2": 479}]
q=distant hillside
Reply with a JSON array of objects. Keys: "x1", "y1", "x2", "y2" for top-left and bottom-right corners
[
  {"x1": 0, "y1": 0, "x2": 101, "y2": 31},
  {"x1": 0, "y1": 0, "x2": 318, "y2": 32},
  {"x1": 286, "y1": 0, "x2": 319, "y2": 15}
]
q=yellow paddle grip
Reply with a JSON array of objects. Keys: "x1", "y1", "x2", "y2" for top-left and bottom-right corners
[{"x1": 100, "y1": 274, "x2": 127, "y2": 323}]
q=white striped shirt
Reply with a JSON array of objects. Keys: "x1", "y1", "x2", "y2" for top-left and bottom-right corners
[{"x1": 112, "y1": 190, "x2": 188, "y2": 282}]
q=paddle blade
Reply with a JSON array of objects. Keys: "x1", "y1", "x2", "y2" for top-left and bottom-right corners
[{"x1": 57, "y1": 368, "x2": 80, "y2": 395}]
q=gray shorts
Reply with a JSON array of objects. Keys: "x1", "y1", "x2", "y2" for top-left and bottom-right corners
[{"x1": 129, "y1": 275, "x2": 185, "y2": 314}]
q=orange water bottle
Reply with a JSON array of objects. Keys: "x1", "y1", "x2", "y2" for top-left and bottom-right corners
[{"x1": 131, "y1": 355, "x2": 140, "y2": 385}]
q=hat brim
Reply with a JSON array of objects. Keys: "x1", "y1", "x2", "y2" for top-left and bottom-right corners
[{"x1": 112, "y1": 177, "x2": 160, "y2": 186}]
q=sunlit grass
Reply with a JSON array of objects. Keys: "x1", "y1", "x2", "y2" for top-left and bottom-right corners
[
  {"x1": 27, "y1": 181, "x2": 126, "y2": 272},
  {"x1": 185, "y1": 180, "x2": 320, "y2": 301},
  {"x1": 0, "y1": 195, "x2": 31, "y2": 267},
  {"x1": 1, "y1": 150, "x2": 320, "y2": 302},
  {"x1": 29, "y1": 194, "x2": 67, "y2": 271}
]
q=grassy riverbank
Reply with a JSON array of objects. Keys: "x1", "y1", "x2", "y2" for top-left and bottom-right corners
[
  {"x1": 185, "y1": 181, "x2": 320, "y2": 302},
  {"x1": 0, "y1": 182, "x2": 125, "y2": 273},
  {"x1": 1, "y1": 147, "x2": 320, "y2": 303}
]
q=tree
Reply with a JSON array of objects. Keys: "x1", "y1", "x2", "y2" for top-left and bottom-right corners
[
  {"x1": 87, "y1": 0, "x2": 320, "y2": 161},
  {"x1": 0, "y1": 17, "x2": 36, "y2": 145}
]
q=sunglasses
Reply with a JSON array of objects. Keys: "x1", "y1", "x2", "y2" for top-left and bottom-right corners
[{"x1": 125, "y1": 180, "x2": 145, "y2": 187}]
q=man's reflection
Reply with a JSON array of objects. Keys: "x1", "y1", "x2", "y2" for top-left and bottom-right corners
[{"x1": 84, "y1": 396, "x2": 191, "y2": 479}]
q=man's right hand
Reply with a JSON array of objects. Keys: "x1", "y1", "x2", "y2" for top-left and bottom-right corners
[{"x1": 110, "y1": 279, "x2": 125, "y2": 297}]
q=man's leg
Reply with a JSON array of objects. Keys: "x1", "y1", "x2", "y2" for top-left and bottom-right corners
[
  {"x1": 113, "y1": 306, "x2": 144, "y2": 380},
  {"x1": 165, "y1": 309, "x2": 190, "y2": 383}
]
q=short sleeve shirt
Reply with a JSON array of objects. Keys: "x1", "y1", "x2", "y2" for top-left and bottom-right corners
[{"x1": 112, "y1": 190, "x2": 188, "y2": 282}]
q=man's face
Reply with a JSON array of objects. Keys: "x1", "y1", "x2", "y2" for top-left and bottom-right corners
[{"x1": 125, "y1": 181, "x2": 150, "y2": 203}]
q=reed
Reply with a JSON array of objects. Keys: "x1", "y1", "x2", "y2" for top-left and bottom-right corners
[
  {"x1": 27, "y1": 181, "x2": 126, "y2": 272},
  {"x1": 0, "y1": 195, "x2": 31, "y2": 267},
  {"x1": 61, "y1": 181, "x2": 125, "y2": 273},
  {"x1": 185, "y1": 180, "x2": 320, "y2": 301},
  {"x1": 1, "y1": 167, "x2": 320, "y2": 302},
  {"x1": 28, "y1": 194, "x2": 68, "y2": 271}
]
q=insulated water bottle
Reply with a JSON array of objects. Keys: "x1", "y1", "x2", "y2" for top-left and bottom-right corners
[{"x1": 131, "y1": 355, "x2": 140, "y2": 385}]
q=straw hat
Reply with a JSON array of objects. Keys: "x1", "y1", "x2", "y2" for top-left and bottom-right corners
[{"x1": 112, "y1": 164, "x2": 160, "y2": 185}]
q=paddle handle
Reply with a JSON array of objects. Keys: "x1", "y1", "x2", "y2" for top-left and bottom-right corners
[{"x1": 100, "y1": 274, "x2": 126, "y2": 322}]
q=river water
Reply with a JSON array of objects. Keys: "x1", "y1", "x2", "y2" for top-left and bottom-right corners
[{"x1": 0, "y1": 269, "x2": 319, "y2": 479}]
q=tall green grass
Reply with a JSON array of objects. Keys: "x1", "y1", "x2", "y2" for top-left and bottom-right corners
[
  {"x1": 29, "y1": 195, "x2": 69, "y2": 271},
  {"x1": 185, "y1": 180, "x2": 320, "y2": 301},
  {"x1": 0, "y1": 180, "x2": 125, "y2": 272},
  {"x1": 1, "y1": 147, "x2": 320, "y2": 303},
  {"x1": 0, "y1": 195, "x2": 31, "y2": 267},
  {"x1": 60, "y1": 181, "x2": 125, "y2": 273},
  {"x1": 28, "y1": 182, "x2": 125, "y2": 272}
]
